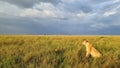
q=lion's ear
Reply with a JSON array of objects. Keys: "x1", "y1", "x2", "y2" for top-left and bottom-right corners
[{"x1": 83, "y1": 39, "x2": 88, "y2": 42}]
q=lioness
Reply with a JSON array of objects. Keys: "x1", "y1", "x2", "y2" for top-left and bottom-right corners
[{"x1": 82, "y1": 39, "x2": 102, "y2": 58}]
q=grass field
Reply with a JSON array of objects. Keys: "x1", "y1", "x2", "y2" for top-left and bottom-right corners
[{"x1": 0, "y1": 35, "x2": 120, "y2": 68}]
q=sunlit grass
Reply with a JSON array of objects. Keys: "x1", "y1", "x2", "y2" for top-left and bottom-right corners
[{"x1": 0, "y1": 35, "x2": 120, "y2": 68}]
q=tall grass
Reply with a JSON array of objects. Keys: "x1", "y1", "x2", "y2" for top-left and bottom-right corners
[{"x1": 0, "y1": 35, "x2": 120, "y2": 68}]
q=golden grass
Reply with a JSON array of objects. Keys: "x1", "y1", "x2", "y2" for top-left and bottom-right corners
[{"x1": 0, "y1": 35, "x2": 120, "y2": 68}]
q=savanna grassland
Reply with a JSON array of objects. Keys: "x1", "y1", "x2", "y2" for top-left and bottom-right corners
[{"x1": 0, "y1": 35, "x2": 120, "y2": 68}]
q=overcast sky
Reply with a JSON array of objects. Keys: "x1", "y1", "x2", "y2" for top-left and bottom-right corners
[{"x1": 0, "y1": 0, "x2": 120, "y2": 35}]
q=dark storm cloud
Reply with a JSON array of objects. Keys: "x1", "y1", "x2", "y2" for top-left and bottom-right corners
[
  {"x1": 59, "y1": 0, "x2": 93, "y2": 13},
  {"x1": 1, "y1": 0, "x2": 61, "y2": 8},
  {"x1": 93, "y1": 25, "x2": 120, "y2": 35},
  {"x1": 1, "y1": 15, "x2": 120, "y2": 35},
  {"x1": 0, "y1": 16, "x2": 94, "y2": 34},
  {"x1": 89, "y1": 0, "x2": 112, "y2": 3},
  {"x1": 0, "y1": 16, "x2": 64, "y2": 34},
  {"x1": 0, "y1": 0, "x2": 120, "y2": 35}
]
